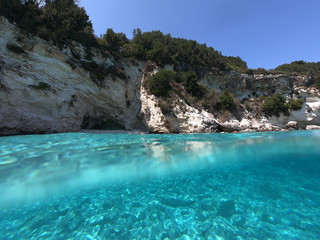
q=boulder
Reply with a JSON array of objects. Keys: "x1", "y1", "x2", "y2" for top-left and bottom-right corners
[
  {"x1": 306, "y1": 125, "x2": 320, "y2": 130},
  {"x1": 285, "y1": 121, "x2": 299, "y2": 130}
]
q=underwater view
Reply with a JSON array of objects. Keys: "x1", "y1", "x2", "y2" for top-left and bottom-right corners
[{"x1": 0, "y1": 130, "x2": 320, "y2": 239}]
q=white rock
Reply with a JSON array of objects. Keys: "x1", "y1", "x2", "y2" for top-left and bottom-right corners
[
  {"x1": 285, "y1": 121, "x2": 298, "y2": 130},
  {"x1": 0, "y1": 17, "x2": 145, "y2": 135},
  {"x1": 139, "y1": 85, "x2": 169, "y2": 133},
  {"x1": 306, "y1": 125, "x2": 320, "y2": 130},
  {"x1": 1, "y1": 16, "x2": 320, "y2": 135}
]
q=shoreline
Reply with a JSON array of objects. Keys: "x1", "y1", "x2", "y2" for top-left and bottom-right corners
[{"x1": 1, "y1": 126, "x2": 320, "y2": 137}]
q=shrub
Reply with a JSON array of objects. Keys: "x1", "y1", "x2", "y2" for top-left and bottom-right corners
[
  {"x1": 34, "y1": 82, "x2": 51, "y2": 90},
  {"x1": 314, "y1": 78, "x2": 320, "y2": 91},
  {"x1": 80, "y1": 61, "x2": 127, "y2": 82},
  {"x1": 202, "y1": 89, "x2": 219, "y2": 112},
  {"x1": 80, "y1": 61, "x2": 105, "y2": 81},
  {"x1": 96, "y1": 72, "x2": 105, "y2": 81},
  {"x1": 218, "y1": 91, "x2": 235, "y2": 111},
  {"x1": 6, "y1": 43, "x2": 25, "y2": 54},
  {"x1": 254, "y1": 68, "x2": 269, "y2": 74},
  {"x1": 145, "y1": 70, "x2": 175, "y2": 97},
  {"x1": 144, "y1": 61, "x2": 155, "y2": 72},
  {"x1": 288, "y1": 99, "x2": 304, "y2": 111},
  {"x1": 182, "y1": 71, "x2": 207, "y2": 98},
  {"x1": 99, "y1": 28, "x2": 129, "y2": 53},
  {"x1": 262, "y1": 93, "x2": 288, "y2": 116},
  {"x1": 105, "y1": 65, "x2": 126, "y2": 80}
]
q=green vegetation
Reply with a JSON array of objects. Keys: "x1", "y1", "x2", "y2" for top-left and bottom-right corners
[
  {"x1": 181, "y1": 71, "x2": 207, "y2": 98},
  {"x1": 254, "y1": 68, "x2": 269, "y2": 74},
  {"x1": 275, "y1": 61, "x2": 320, "y2": 90},
  {"x1": 79, "y1": 61, "x2": 126, "y2": 82},
  {"x1": 262, "y1": 93, "x2": 304, "y2": 117},
  {"x1": 145, "y1": 70, "x2": 175, "y2": 97},
  {"x1": 288, "y1": 99, "x2": 304, "y2": 111},
  {"x1": 202, "y1": 90, "x2": 237, "y2": 115},
  {"x1": 275, "y1": 60, "x2": 320, "y2": 75},
  {"x1": 34, "y1": 82, "x2": 51, "y2": 90},
  {"x1": 0, "y1": 0, "x2": 314, "y2": 122},
  {"x1": 95, "y1": 27, "x2": 249, "y2": 72},
  {"x1": 225, "y1": 56, "x2": 249, "y2": 73},
  {"x1": 202, "y1": 90, "x2": 219, "y2": 112},
  {"x1": 1, "y1": 0, "x2": 281, "y2": 84},
  {"x1": 262, "y1": 94, "x2": 288, "y2": 117},
  {"x1": 98, "y1": 28, "x2": 129, "y2": 55},
  {"x1": 122, "y1": 29, "x2": 248, "y2": 72},
  {"x1": 0, "y1": 1, "x2": 249, "y2": 73},
  {"x1": 80, "y1": 61, "x2": 106, "y2": 81},
  {"x1": 6, "y1": 43, "x2": 25, "y2": 54},
  {"x1": 0, "y1": 0, "x2": 97, "y2": 47},
  {"x1": 218, "y1": 91, "x2": 235, "y2": 111},
  {"x1": 144, "y1": 68, "x2": 238, "y2": 118}
]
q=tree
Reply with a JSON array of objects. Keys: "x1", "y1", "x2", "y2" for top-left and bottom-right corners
[
  {"x1": 262, "y1": 93, "x2": 288, "y2": 116},
  {"x1": 100, "y1": 28, "x2": 128, "y2": 53},
  {"x1": 182, "y1": 71, "x2": 206, "y2": 98},
  {"x1": 146, "y1": 70, "x2": 175, "y2": 97},
  {"x1": 36, "y1": 0, "x2": 95, "y2": 44},
  {"x1": 0, "y1": 0, "x2": 25, "y2": 23},
  {"x1": 218, "y1": 91, "x2": 235, "y2": 111},
  {"x1": 132, "y1": 28, "x2": 143, "y2": 44}
]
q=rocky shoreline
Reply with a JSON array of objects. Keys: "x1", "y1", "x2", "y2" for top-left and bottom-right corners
[
  {"x1": 1, "y1": 17, "x2": 320, "y2": 136},
  {"x1": 1, "y1": 122, "x2": 320, "y2": 137}
]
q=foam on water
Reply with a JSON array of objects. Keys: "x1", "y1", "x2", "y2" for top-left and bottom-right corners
[{"x1": 0, "y1": 130, "x2": 320, "y2": 239}]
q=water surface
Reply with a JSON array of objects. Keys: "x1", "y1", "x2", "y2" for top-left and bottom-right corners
[{"x1": 0, "y1": 130, "x2": 320, "y2": 239}]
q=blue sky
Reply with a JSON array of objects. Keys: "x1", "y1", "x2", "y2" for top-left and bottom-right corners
[{"x1": 79, "y1": 0, "x2": 320, "y2": 69}]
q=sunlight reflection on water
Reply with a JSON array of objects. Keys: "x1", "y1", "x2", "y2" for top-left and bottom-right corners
[{"x1": 0, "y1": 130, "x2": 319, "y2": 207}]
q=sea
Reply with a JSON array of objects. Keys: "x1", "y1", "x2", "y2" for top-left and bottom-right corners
[{"x1": 0, "y1": 130, "x2": 319, "y2": 239}]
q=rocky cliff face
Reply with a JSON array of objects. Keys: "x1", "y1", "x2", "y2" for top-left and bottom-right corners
[
  {"x1": 200, "y1": 72, "x2": 320, "y2": 132},
  {"x1": 0, "y1": 17, "x2": 145, "y2": 135},
  {"x1": 1, "y1": 17, "x2": 319, "y2": 135}
]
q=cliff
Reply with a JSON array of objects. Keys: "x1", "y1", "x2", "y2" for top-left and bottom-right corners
[{"x1": 1, "y1": 17, "x2": 320, "y2": 135}]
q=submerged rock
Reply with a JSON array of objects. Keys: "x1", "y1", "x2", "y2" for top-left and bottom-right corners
[
  {"x1": 159, "y1": 197, "x2": 194, "y2": 208},
  {"x1": 217, "y1": 200, "x2": 236, "y2": 218}
]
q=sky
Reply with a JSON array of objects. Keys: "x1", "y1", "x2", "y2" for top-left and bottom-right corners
[{"x1": 79, "y1": 0, "x2": 320, "y2": 70}]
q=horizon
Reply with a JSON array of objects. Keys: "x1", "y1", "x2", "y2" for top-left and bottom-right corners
[{"x1": 79, "y1": 0, "x2": 320, "y2": 70}]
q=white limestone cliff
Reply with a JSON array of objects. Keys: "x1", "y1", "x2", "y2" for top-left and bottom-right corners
[
  {"x1": 1, "y1": 17, "x2": 320, "y2": 135},
  {"x1": 0, "y1": 17, "x2": 144, "y2": 135}
]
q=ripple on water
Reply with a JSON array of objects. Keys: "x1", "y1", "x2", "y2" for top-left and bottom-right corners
[{"x1": 0, "y1": 131, "x2": 319, "y2": 239}]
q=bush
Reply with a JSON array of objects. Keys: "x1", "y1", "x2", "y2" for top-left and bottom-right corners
[
  {"x1": 262, "y1": 93, "x2": 288, "y2": 116},
  {"x1": 99, "y1": 28, "x2": 129, "y2": 53},
  {"x1": 122, "y1": 29, "x2": 247, "y2": 71},
  {"x1": 182, "y1": 71, "x2": 207, "y2": 98},
  {"x1": 313, "y1": 78, "x2": 320, "y2": 91},
  {"x1": 144, "y1": 61, "x2": 155, "y2": 72},
  {"x1": 145, "y1": 70, "x2": 175, "y2": 97},
  {"x1": 96, "y1": 72, "x2": 105, "y2": 81},
  {"x1": 225, "y1": 56, "x2": 249, "y2": 73},
  {"x1": 6, "y1": 43, "x2": 25, "y2": 54},
  {"x1": 202, "y1": 89, "x2": 219, "y2": 112},
  {"x1": 288, "y1": 99, "x2": 304, "y2": 111},
  {"x1": 254, "y1": 68, "x2": 269, "y2": 74},
  {"x1": 34, "y1": 82, "x2": 51, "y2": 90},
  {"x1": 218, "y1": 91, "x2": 235, "y2": 111},
  {"x1": 80, "y1": 61, "x2": 105, "y2": 81}
]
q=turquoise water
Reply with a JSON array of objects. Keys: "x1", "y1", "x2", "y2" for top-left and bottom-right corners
[{"x1": 0, "y1": 131, "x2": 320, "y2": 239}]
